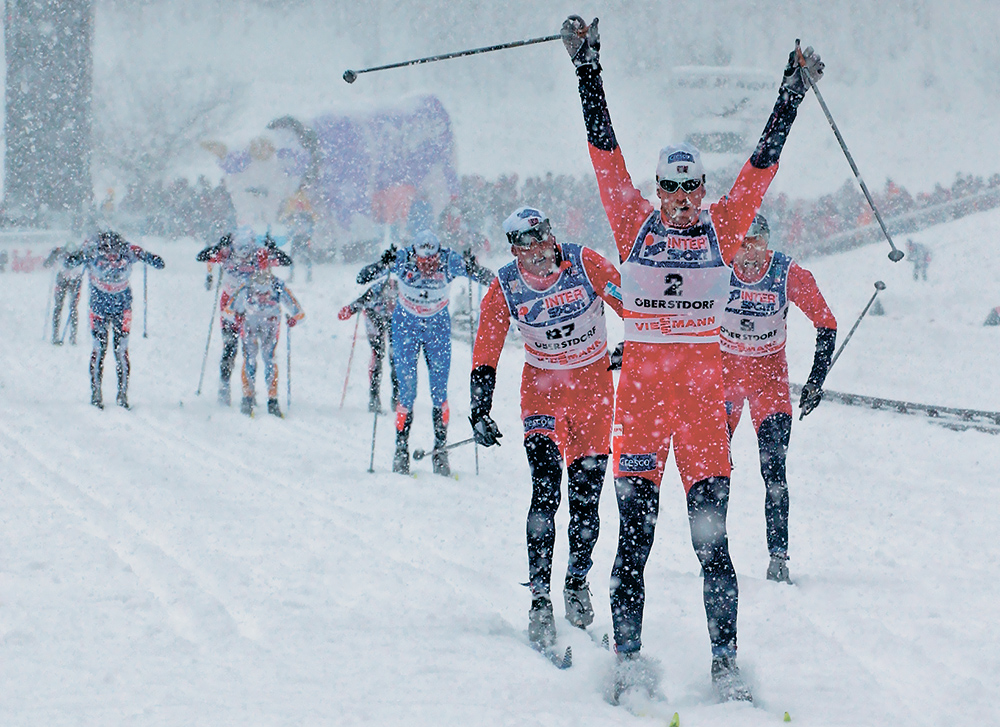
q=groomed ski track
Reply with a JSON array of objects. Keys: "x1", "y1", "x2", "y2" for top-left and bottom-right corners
[{"x1": 1, "y1": 207, "x2": 999, "y2": 725}]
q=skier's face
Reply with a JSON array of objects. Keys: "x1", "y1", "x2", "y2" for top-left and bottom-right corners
[
  {"x1": 733, "y1": 233, "x2": 770, "y2": 274},
  {"x1": 415, "y1": 253, "x2": 440, "y2": 277},
  {"x1": 656, "y1": 177, "x2": 706, "y2": 228},
  {"x1": 512, "y1": 236, "x2": 558, "y2": 277}
]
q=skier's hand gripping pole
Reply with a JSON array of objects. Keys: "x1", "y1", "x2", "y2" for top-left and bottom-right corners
[
  {"x1": 794, "y1": 40, "x2": 903, "y2": 263},
  {"x1": 343, "y1": 33, "x2": 560, "y2": 83},
  {"x1": 800, "y1": 281, "x2": 886, "y2": 420}
]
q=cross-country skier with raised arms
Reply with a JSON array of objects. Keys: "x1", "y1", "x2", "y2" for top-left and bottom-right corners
[
  {"x1": 561, "y1": 14, "x2": 823, "y2": 702},
  {"x1": 469, "y1": 206, "x2": 623, "y2": 652},
  {"x1": 358, "y1": 229, "x2": 494, "y2": 476},
  {"x1": 67, "y1": 231, "x2": 165, "y2": 409},
  {"x1": 720, "y1": 214, "x2": 837, "y2": 584}
]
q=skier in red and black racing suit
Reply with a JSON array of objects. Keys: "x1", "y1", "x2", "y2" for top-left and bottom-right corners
[
  {"x1": 720, "y1": 214, "x2": 837, "y2": 584},
  {"x1": 470, "y1": 206, "x2": 622, "y2": 651},
  {"x1": 561, "y1": 14, "x2": 824, "y2": 701}
]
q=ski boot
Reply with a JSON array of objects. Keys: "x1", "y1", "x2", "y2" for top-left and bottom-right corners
[
  {"x1": 528, "y1": 594, "x2": 556, "y2": 650},
  {"x1": 711, "y1": 653, "x2": 753, "y2": 703},
  {"x1": 116, "y1": 391, "x2": 130, "y2": 410},
  {"x1": 609, "y1": 651, "x2": 663, "y2": 705},
  {"x1": 563, "y1": 575, "x2": 594, "y2": 629},
  {"x1": 218, "y1": 380, "x2": 231, "y2": 407},
  {"x1": 267, "y1": 398, "x2": 283, "y2": 418},
  {"x1": 393, "y1": 409, "x2": 413, "y2": 474},
  {"x1": 368, "y1": 391, "x2": 382, "y2": 414},
  {"x1": 766, "y1": 554, "x2": 792, "y2": 584},
  {"x1": 91, "y1": 388, "x2": 103, "y2": 410},
  {"x1": 240, "y1": 396, "x2": 254, "y2": 417},
  {"x1": 431, "y1": 405, "x2": 450, "y2": 477}
]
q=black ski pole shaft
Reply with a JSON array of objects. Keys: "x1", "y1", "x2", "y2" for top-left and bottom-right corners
[
  {"x1": 367, "y1": 410, "x2": 378, "y2": 474},
  {"x1": 413, "y1": 437, "x2": 477, "y2": 461},
  {"x1": 43, "y1": 269, "x2": 56, "y2": 341},
  {"x1": 196, "y1": 266, "x2": 223, "y2": 396},
  {"x1": 468, "y1": 280, "x2": 479, "y2": 475},
  {"x1": 343, "y1": 33, "x2": 560, "y2": 83},
  {"x1": 829, "y1": 280, "x2": 886, "y2": 371},
  {"x1": 143, "y1": 263, "x2": 148, "y2": 337},
  {"x1": 799, "y1": 281, "x2": 885, "y2": 421},
  {"x1": 795, "y1": 40, "x2": 903, "y2": 263}
]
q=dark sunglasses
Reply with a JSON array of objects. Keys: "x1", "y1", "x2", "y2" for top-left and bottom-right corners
[
  {"x1": 509, "y1": 219, "x2": 552, "y2": 248},
  {"x1": 657, "y1": 178, "x2": 702, "y2": 194}
]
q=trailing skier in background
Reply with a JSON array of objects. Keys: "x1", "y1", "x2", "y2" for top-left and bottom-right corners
[
  {"x1": 43, "y1": 243, "x2": 84, "y2": 345},
  {"x1": 67, "y1": 231, "x2": 165, "y2": 409},
  {"x1": 906, "y1": 238, "x2": 932, "y2": 281},
  {"x1": 358, "y1": 229, "x2": 494, "y2": 476},
  {"x1": 470, "y1": 206, "x2": 622, "y2": 651},
  {"x1": 197, "y1": 231, "x2": 292, "y2": 406},
  {"x1": 720, "y1": 214, "x2": 837, "y2": 584},
  {"x1": 224, "y1": 256, "x2": 304, "y2": 418},
  {"x1": 562, "y1": 13, "x2": 823, "y2": 701},
  {"x1": 338, "y1": 277, "x2": 400, "y2": 413}
]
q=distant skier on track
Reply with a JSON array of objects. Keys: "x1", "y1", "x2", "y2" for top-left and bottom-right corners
[
  {"x1": 561, "y1": 13, "x2": 823, "y2": 701},
  {"x1": 67, "y1": 231, "x2": 165, "y2": 409},
  {"x1": 720, "y1": 214, "x2": 837, "y2": 584},
  {"x1": 358, "y1": 229, "x2": 494, "y2": 476},
  {"x1": 197, "y1": 230, "x2": 292, "y2": 406},
  {"x1": 224, "y1": 257, "x2": 304, "y2": 418},
  {"x1": 470, "y1": 206, "x2": 622, "y2": 652},
  {"x1": 338, "y1": 277, "x2": 400, "y2": 413},
  {"x1": 44, "y1": 243, "x2": 84, "y2": 345}
]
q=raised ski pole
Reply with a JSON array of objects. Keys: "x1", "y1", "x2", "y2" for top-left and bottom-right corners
[
  {"x1": 468, "y1": 279, "x2": 480, "y2": 475},
  {"x1": 796, "y1": 40, "x2": 904, "y2": 263},
  {"x1": 142, "y1": 263, "x2": 148, "y2": 337},
  {"x1": 339, "y1": 313, "x2": 361, "y2": 409},
  {"x1": 196, "y1": 266, "x2": 223, "y2": 396},
  {"x1": 800, "y1": 280, "x2": 886, "y2": 420},
  {"x1": 413, "y1": 437, "x2": 477, "y2": 461},
  {"x1": 343, "y1": 33, "x2": 561, "y2": 83}
]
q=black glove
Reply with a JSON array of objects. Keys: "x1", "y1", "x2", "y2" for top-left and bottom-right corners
[
  {"x1": 148, "y1": 254, "x2": 166, "y2": 270},
  {"x1": 463, "y1": 248, "x2": 477, "y2": 270},
  {"x1": 205, "y1": 272, "x2": 213, "y2": 290},
  {"x1": 781, "y1": 44, "x2": 824, "y2": 97},
  {"x1": 470, "y1": 414, "x2": 503, "y2": 447},
  {"x1": 608, "y1": 341, "x2": 623, "y2": 371},
  {"x1": 561, "y1": 15, "x2": 600, "y2": 69},
  {"x1": 380, "y1": 245, "x2": 397, "y2": 267},
  {"x1": 799, "y1": 382, "x2": 823, "y2": 417}
]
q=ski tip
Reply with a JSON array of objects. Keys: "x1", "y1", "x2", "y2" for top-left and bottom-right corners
[
  {"x1": 669, "y1": 712, "x2": 680, "y2": 727},
  {"x1": 602, "y1": 632, "x2": 610, "y2": 650},
  {"x1": 784, "y1": 712, "x2": 791, "y2": 722}
]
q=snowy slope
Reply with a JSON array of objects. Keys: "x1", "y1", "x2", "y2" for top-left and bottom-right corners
[{"x1": 1, "y1": 208, "x2": 999, "y2": 726}]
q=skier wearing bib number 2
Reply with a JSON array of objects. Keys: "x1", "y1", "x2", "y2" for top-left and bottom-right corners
[
  {"x1": 721, "y1": 214, "x2": 836, "y2": 585},
  {"x1": 562, "y1": 14, "x2": 823, "y2": 702},
  {"x1": 469, "y1": 206, "x2": 622, "y2": 652},
  {"x1": 358, "y1": 229, "x2": 494, "y2": 477}
]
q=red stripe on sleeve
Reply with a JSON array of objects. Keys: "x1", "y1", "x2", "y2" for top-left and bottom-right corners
[
  {"x1": 788, "y1": 262, "x2": 837, "y2": 329},
  {"x1": 472, "y1": 278, "x2": 511, "y2": 370},
  {"x1": 711, "y1": 161, "x2": 779, "y2": 264},
  {"x1": 581, "y1": 246, "x2": 623, "y2": 318}
]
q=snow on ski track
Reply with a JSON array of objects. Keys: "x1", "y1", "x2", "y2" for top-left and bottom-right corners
[{"x1": 1, "y1": 210, "x2": 999, "y2": 724}]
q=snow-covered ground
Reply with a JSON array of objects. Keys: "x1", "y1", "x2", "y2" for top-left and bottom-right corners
[{"x1": 1, "y1": 204, "x2": 998, "y2": 725}]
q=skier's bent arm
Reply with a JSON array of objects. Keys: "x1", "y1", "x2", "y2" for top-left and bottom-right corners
[
  {"x1": 581, "y1": 247, "x2": 623, "y2": 318},
  {"x1": 472, "y1": 279, "x2": 511, "y2": 372}
]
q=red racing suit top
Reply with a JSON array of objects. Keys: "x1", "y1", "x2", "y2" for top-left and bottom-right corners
[
  {"x1": 593, "y1": 147, "x2": 777, "y2": 345},
  {"x1": 473, "y1": 243, "x2": 622, "y2": 371},
  {"x1": 720, "y1": 251, "x2": 837, "y2": 356}
]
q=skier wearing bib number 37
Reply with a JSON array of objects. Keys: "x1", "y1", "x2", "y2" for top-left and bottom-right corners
[
  {"x1": 469, "y1": 207, "x2": 622, "y2": 653},
  {"x1": 562, "y1": 13, "x2": 823, "y2": 702}
]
